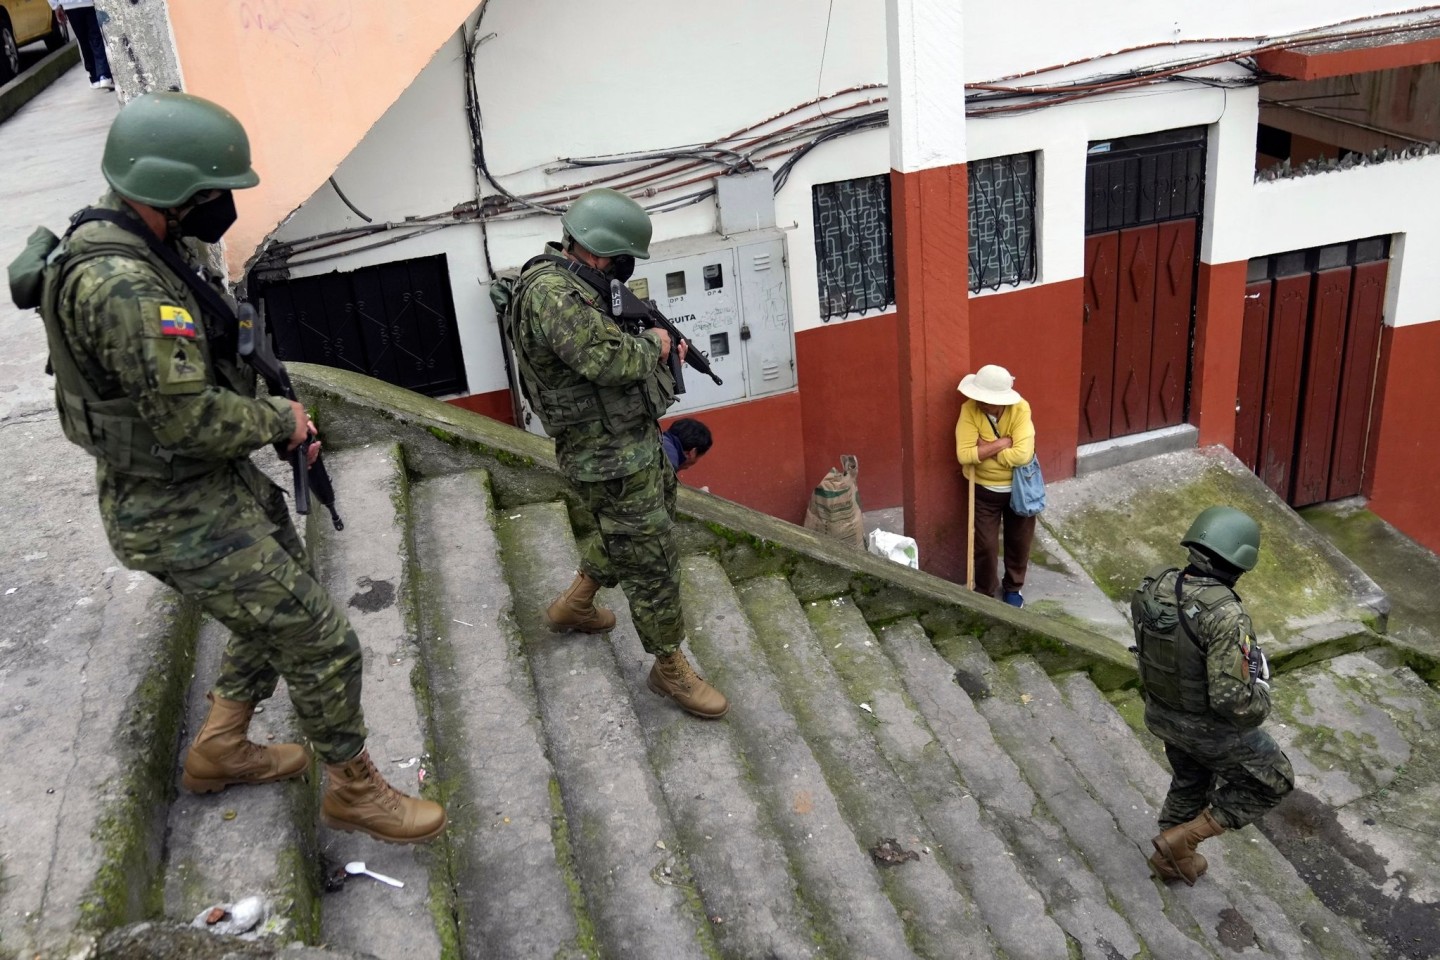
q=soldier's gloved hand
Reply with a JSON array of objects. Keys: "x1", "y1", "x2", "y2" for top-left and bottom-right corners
[{"x1": 1247, "y1": 643, "x2": 1270, "y2": 686}]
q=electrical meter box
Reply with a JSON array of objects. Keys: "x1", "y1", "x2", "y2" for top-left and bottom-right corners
[{"x1": 503, "y1": 226, "x2": 795, "y2": 436}]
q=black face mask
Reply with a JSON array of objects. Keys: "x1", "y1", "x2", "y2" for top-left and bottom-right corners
[
  {"x1": 606, "y1": 255, "x2": 636, "y2": 283},
  {"x1": 177, "y1": 191, "x2": 238, "y2": 243}
]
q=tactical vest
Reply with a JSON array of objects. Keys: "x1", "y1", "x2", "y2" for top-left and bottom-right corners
[
  {"x1": 496, "y1": 256, "x2": 671, "y2": 437},
  {"x1": 1131, "y1": 567, "x2": 1240, "y2": 714},
  {"x1": 32, "y1": 218, "x2": 224, "y2": 483}
]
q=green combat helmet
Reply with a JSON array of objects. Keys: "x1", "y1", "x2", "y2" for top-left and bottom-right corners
[
  {"x1": 102, "y1": 92, "x2": 260, "y2": 207},
  {"x1": 1182, "y1": 506, "x2": 1261, "y2": 571},
  {"x1": 561, "y1": 188, "x2": 652, "y2": 259}
]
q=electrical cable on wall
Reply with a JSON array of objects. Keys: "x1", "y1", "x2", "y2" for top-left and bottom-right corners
[{"x1": 257, "y1": 6, "x2": 1440, "y2": 274}]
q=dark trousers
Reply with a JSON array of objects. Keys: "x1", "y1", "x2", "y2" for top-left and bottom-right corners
[
  {"x1": 67, "y1": 7, "x2": 111, "y2": 83},
  {"x1": 971, "y1": 485, "x2": 1035, "y2": 597}
]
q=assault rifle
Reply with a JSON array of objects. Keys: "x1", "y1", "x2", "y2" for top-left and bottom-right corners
[
  {"x1": 237, "y1": 303, "x2": 345, "y2": 530},
  {"x1": 606, "y1": 278, "x2": 722, "y2": 395}
]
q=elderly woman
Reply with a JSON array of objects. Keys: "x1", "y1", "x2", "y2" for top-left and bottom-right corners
[{"x1": 955, "y1": 364, "x2": 1037, "y2": 607}]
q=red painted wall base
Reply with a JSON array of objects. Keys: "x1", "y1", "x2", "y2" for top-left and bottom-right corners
[{"x1": 1366, "y1": 320, "x2": 1440, "y2": 553}]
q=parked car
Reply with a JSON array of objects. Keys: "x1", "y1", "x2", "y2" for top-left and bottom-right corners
[{"x1": 0, "y1": 0, "x2": 69, "y2": 84}]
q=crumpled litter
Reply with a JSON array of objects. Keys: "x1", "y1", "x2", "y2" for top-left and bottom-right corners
[{"x1": 190, "y1": 895, "x2": 272, "y2": 939}]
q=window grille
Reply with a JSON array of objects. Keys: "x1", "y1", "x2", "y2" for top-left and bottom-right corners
[
  {"x1": 968, "y1": 153, "x2": 1037, "y2": 293},
  {"x1": 812, "y1": 175, "x2": 895, "y2": 320}
]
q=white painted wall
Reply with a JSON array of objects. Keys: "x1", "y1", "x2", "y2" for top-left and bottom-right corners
[{"x1": 261, "y1": 0, "x2": 1440, "y2": 407}]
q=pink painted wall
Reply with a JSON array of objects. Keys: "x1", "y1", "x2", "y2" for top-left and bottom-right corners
[{"x1": 165, "y1": 0, "x2": 477, "y2": 276}]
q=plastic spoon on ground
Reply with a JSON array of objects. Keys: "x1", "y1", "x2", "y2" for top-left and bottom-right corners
[{"x1": 344, "y1": 861, "x2": 404, "y2": 888}]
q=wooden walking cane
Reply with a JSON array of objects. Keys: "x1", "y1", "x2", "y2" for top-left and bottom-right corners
[{"x1": 964, "y1": 465, "x2": 976, "y2": 590}]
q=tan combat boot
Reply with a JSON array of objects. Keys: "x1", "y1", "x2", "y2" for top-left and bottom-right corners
[
  {"x1": 545, "y1": 571, "x2": 616, "y2": 634},
  {"x1": 1151, "y1": 809, "x2": 1226, "y2": 885},
  {"x1": 1149, "y1": 849, "x2": 1208, "y2": 883},
  {"x1": 321, "y1": 748, "x2": 447, "y2": 844},
  {"x1": 181, "y1": 693, "x2": 310, "y2": 794},
  {"x1": 647, "y1": 649, "x2": 730, "y2": 719}
]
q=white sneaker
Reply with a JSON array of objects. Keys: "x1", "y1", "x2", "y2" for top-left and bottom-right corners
[
  {"x1": 90, "y1": 80, "x2": 103, "y2": 89},
  {"x1": 97, "y1": 77, "x2": 115, "y2": 90}
]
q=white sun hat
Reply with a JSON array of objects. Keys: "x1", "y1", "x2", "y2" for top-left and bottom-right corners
[{"x1": 957, "y1": 364, "x2": 1023, "y2": 405}]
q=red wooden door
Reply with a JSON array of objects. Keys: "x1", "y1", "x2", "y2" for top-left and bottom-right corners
[
  {"x1": 1328, "y1": 260, "x2": 1388, "y2": 500},
  {"x1": 1258, "y1": 274, "x2": 1311, "y2": 498},
  {"x1": 1234, "y1": 280, "x2": 1272, "y2": 471},
  {"x1": 1149, "y1": 220, "x2": 1196, "y2": 430},
  {"x1": 1291, "y1": 267, "x2": 1352, "y2": 507},
  {"x1": 1112, "y1": 226, "x2": 1158, "y2": 436},
  {"x1": 1080, "y1": 233, "x2": 1119, "y2": 444}
]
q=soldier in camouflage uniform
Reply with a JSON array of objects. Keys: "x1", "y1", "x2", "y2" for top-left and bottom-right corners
[
  {"x1": 506, "y1": 188, "x2": 728, "y2": 719},
  {"x1": 20, "y1": 93, "x2": 444, "y2": 844},
  {"x1": 1131, "y1": 506, "x2": 1294, "y2": 884}
]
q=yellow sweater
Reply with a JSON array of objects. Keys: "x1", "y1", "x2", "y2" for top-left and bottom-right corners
[{"x1": 955, "y1": 398, "x2": 1037, "y2": 489}]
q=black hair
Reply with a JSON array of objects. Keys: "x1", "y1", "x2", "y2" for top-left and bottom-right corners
[{"x1": 669, "y1": 418, "x2": 712, "y2": 455}]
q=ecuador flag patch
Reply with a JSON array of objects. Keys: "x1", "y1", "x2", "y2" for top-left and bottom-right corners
[{"x1": 159, "y1": 305, "x2": 197, "y2": 338}]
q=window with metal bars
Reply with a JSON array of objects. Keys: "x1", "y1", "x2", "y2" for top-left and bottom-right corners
[
  {"x1": 968, "y1": 152, "x2": 1037, "y2": 293},
  {"x1": 812, "y1": 175, "x2": 895, "y2": 321}
]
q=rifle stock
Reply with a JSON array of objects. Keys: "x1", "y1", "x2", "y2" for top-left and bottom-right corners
[{"x1": 237, "y1": 304, "x2": 344, "y2": 531}]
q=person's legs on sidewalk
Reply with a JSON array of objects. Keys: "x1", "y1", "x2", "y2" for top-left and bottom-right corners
[
  {"x1": 66, "y1": 6, "x2": 100, "y2": 83},
  {"x1": 999, "y1": 505, "x2": 1037, "y2": 602},
  {"x1": 971, "y1": 487, "x2": 1006, "y2": 598}
]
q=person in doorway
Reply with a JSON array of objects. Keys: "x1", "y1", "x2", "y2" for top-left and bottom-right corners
[
  {"x1": 505, "y1": 188, "x2": 728, "y2": 719},
  {"x1": 661, "y1": 418, "x2": 712, "y2": 474},
  {"x1": 28, "y1": 92, "x2": 444, "y2": 843},
  {"x1": 48, "y1": 0, "x2": 113, "y2": 89},
  {"x1": 1131, "y1": 507, "x2": 1294, "y2": 885},
  {"x1": 955, "y1": 363, "x2": 1036, "y2": 607}
]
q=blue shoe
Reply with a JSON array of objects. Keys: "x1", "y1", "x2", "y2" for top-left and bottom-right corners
[{"x1": 1002, "y1": 591, "x2": 1024, "y2": 608}]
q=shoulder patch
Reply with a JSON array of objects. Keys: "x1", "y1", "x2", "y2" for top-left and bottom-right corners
[{"x1": 159, "y1": 305, "x2": 197, "y2": 338}]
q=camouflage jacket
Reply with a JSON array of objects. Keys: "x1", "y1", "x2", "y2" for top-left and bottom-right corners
[
  {"x1": 510, "y1": 244, "x2": 671, "y2": 482},
  {"x1": 48, "y1": 191, "x2": 296, "y2": 571},
  {"x1": 1137, "y1": 567, "x2": 1272, "y2": 738}
]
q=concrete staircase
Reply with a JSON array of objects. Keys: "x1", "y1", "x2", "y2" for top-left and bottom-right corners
[
  {"x1": 143, "y1": 440, "x2": 1395, "y2": 960},
  {"x1": 8, "y1": 366, "x2": 1439, "y2": 959}
]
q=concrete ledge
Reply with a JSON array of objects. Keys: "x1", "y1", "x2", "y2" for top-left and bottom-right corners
[
  {"x1": 1076, "y1": 424, "x2": 1198, "y2": 477},
  {"x1": 0, "y1": 42, "x2": 80, "y2": 125}
]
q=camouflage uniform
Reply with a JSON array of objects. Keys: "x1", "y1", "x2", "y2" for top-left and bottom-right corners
[
  {"x1": 1132, "y1": 562, "x2": 1294, "y2": 830},
  {"x1": 510, "y1": 245, "x2": 683, "y2": 655},
  {"x1": 42, "y1": 191, "x2": 366, "y2": 763}
]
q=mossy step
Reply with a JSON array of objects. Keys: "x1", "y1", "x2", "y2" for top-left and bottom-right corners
[
  {"x1": 803, "y1": 596, "x2": 1068, "y2": 960},
  {"x1": 737, "y1": 577, "x2": 993, "y2": 960},
  {"x1": 719, "y1": 573, "x2": 921, "y2": 960},
  {"x1": 579, "y1": 553, "x2": 829, "y2": 960},
  {"x1": 0, "y1": 571, "x2": 198, "y2": 958},
  {"x1": 409, "y1": 471, "x2": 580, "y2": 959},
  {"x1": 161, "y1": 619, "x2": 317, "y2": 944},
  {"x1": 306, "y1": 444, "x2": 446, "y2": 959},
  {"x1": 878, "y1": 620, "x2": 1142, "y2": 960},
  {"x1": 1263, "y1": 652, "x2": 1440, "y2": 958},
  {"x1": 494, "y1": 501, "x2": 713, "y2": 960},
  {"x1": 1008, "y1": 657, "x2": 1317, "y2": 960},
  {"x1": 1057, "y1": 673, "x2": 1374, "y2": 960},
  {"x1": 937, "y1": 637, "x2": 1215, "y2": 960}
]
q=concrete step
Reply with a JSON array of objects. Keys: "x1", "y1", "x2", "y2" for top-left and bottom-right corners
[
  {"x1": 879, "y1": 620, "x2": 1143, "y2": 959},
  {"x1": 1056, "y1": 673, "x2": 1376, "y2": 960},
  {"x1": 161, "y1": 619, "x2": 316, "y2": 941},
  {"x1": 718, "y1": 574, "x2": 922, "y2": 960},
  {"x1": 305, "y1": 444, "x2": 447, "y2": 959},
  {"x1": 740, "y1": 579, "x2": 994, "y2": 960},
  {"x1": 0, "y1": 566, "x2": 198, "y2": 958},
  {"x1": 596, "y1": 554, "x2": 826, "y2": 960},
  {"x1": 494, "y1": 501, "x2": 713, "y2": 960},
  {"x1": 408, "y1": 471, "x2": 581, "y2": 959},
  {"x1": 1008, "y1": 656, "x2": 1318, "y2": 960},
  {"x1": 802, "y1": 597, "x2": 1067, "y2": 960},
  {"x1": 1263, "y1": 651, "x2": 1440, "y2": 958},
  {"x1": 941, "y1": 637, "x2": 1216, "y2": 960}
]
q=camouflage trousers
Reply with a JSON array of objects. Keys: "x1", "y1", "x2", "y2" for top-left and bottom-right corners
[
  {"x1": 572, "y1": 459, "x2": 682, "y2": 656},
  {"x1": 155, "y1": 519, "x2": 367, "y2": 764},
  {"x1": 1156, "y1": 726, "x2": 1295, "y2": 830}
]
